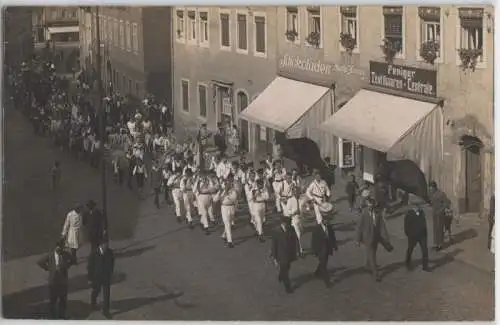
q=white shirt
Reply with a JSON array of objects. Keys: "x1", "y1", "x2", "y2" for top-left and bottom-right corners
[
  {"x1": 216, "y1": 162, "x2": 229, "y2": 179},
  {"x1": 167, "y1": 174, "x2": 182, "y2": 188},
  {"x1": 284, "y1": 197, "x2": 300, "y2": 217},
  {"x1": 209, "y1": 158, "x2": 219, "y2": 171},
  {"x1": 281, "y1": 180, "x2": 295, "y2": 198},
  {"x1": 180, "y1": 177, "x2": 194, "y2": 192},
  {"x1": 54, "y1": 251, "x2": 60, "y2": 267},
  {"x1": 161, "y1": 105, "x2": 168, "y2": 114},
  {"x1": 273, "y1": 167, "x2": 287, "y2": 181},
  {"x1": 306, "y1": 180, "x2": 331, "y2": 203}
]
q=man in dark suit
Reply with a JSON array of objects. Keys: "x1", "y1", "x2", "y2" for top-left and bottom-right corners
[
  {"x1": 90, "y1": 241, "x2": 115, "y2": 319},
  {"x1": 356, "y1": 198, "x2": 393, "y2": 282},
  {"x1": 310, "y1": 217, "x2": 338, "y2": 287},
  {"x1": 270, "y1": 217, "x2": 299, "y2": 293},
  {"x1": 37, "y1": 239, "x2": 74, "y2": 319},
  {"x1": 83, "y1": 200, "x2": 107, "y2": 283},
  {"x1": 404, "y1": 204, "x2": 430, "y2": 272}
]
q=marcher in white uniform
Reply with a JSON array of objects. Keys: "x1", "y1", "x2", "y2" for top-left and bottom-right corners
[
  {"x1": 167, "y1": 170, "x2": 184, "y2": 222},
  {"x1": 194, "y1": 171, "x2": 214, "y2": 235},
  {"x1": 280, "y1": 172, "x2": 295, "y2": 213},
  {"x1": 208, "y1": 170, "x2": 220, "y2": 223},
  {"x1": 180, "y1": 169, "x2": 196, "y2": 228},
  {"x1": 284, "y1": 187, "x2": 304, "y2": 255},
  {"x1": 306, "y1": 170, "x2": 331, "y2": 224},
  {"x1": 272, "y1": 160, "x2": 287, "y2": 213},
  {"x1": 245, "y1": 169, "x2": 257, "y2": 225},
  {"x1": 220, "y1": 177, "x2": 238, "y2": 248},
  {"x1": 252, "y1": 179, "x2": 269, "y2": 242},
  {"x1": 216, "y1": 158, "x2": 230, "y2": 180}
]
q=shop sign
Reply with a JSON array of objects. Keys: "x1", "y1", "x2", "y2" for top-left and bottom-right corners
[
  {"x1": 369, "y1": 61, "x2": 437, "y2": 97},
  {"x1": 279, "y1": 54, "x2": 367, "y2": 79}
]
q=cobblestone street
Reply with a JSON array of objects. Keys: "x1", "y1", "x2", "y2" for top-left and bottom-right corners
[{"x1": 2, "y1": 105, "x2": 495, "y2": 321}]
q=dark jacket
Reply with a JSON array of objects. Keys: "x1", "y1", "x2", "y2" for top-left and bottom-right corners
[
  {"x1": 345, "y1": 180, "x2": 359, "y2": 196},
  {"x1": 373, "y1": 181, "x2": 388, "y2": 206},
  {"x1": 92, "y1": 248, "x2": 115, "y2": 284},
  {"x1": 311, "y1": 224, "x2": 338, "y2": 256},
  {"x1": 84, "y1": 208, "x2": 106, "y2": 244},
  {"x1": 37, "y1": 249, "x2": 73, "y2": 287},
  {"x1": 404, "y1": 208, "x2": 427, "y2": 239},
  {"x1": 271, "y1": 225, "x2": 299, "y2": 265},
  {"x1": 356, "y1": 208, "x2": 392, "y2": 251}
]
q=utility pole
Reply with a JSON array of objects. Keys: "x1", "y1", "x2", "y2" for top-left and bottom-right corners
[{"x1": 94, "y1": 6, "x2": 109, "y2": 233}]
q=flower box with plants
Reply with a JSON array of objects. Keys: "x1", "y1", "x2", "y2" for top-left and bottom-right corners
[
  {"x1": 285, "y1": 30, "x2": 298, "y2": 42},
  {"x1": 306, "y1": 32, "x2": 321, "y2": 47},
  {"x1": 339, "y1": 32, "x2": 356, "y2": 54},
  {"x1": 457, "y1": 48, "x2": 483, "y2": 71},
  {"x1": 419, "y1": 40, "x2": 440, "y2": 64},
  {"x1": 380, "y1": 38, "x2": 401, "y2": 62}
]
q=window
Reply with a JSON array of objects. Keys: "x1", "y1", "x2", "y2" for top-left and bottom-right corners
[
  {"x1": 339, "y1": 139, "x2": 355, "y2": 168},
  {"x1": 306, "y1": 7, "x2": 321, "y2": 47},
  {"x1": 198, "y1": 84, "x2": 207, "y2": 118},
  {"x1": 254, "y1": 13, "x2": 267, "y2": 56},
  {"x1": 199, "y1": 11, "x2": 209, "y2": 45},
  {"x1": 340, "y1": 6, "x2": 358, "y2": 51},
  {"x1": 125, "y1": 21, "x2": 131, "y2": 51},
  {"x1": 237, "y1": 13, "x2": 248, "y2": 52},
  {"x1": 132, "y1": 23, "x2": 139, "y2": 52},
  {"x1": 236, "y1": 91, "x2": 248, "y2": 112},
  {"x1": 187, "y1": 10, "x2": 196, "y2": 42},
  {"x1": 458, "y1": 8, "x2": 484, "y2": 62},
  {"x1": 418, "y1": 7, "x2": 442, "y2": 60},
  {"x1": 181, "y1": 79, "x2": 190, "y2": 112},
  {"x1": 119, "y1": 20, "x2": 125, "y2": 49},
  {"x1": 285, "y1": 6, "x2": 299, "y2": 42},
  {"x1": 176, "y1": 10, "x2": 185, "y2": 41},
  {"x1": 220, "y1": 11, "x2": 231, "y2": 49},
  {"x1": 113, "y1": 19, "x2": 118, "y2": 47},
  {"x1": 383, "y1": 6, "x2": 404, "y2": 54}
]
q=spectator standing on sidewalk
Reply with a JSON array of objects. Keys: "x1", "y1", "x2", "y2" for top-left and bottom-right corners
[
  {"x1": 90, "y1": 241, "x2": 114, "y2": 319},
  {"x1": 37, "y1": 239, "x2": 74, "y2": 319},
  {"x1": 345, "y1": 174, "x2": 359, "y2": 212},
  {"x1": 61, "y1": 205, "x2": 84, "y2": 265},
  {"x1": 84, "y1": 200, "x2": 106, "y2": 282},
  {"x1": 50, "y1": 160, "x2": 62, "y2": 191},
  {"x1": 429, "y1": 181, "x2": 451, "y2": 251},
  {"x1": 404, "y1": 204, "x2": 430, "y2": 272}
]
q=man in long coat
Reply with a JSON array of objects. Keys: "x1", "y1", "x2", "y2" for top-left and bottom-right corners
[
  {"x1": 270, "y1": 217, "x2": 299, "y2": 293},
  {"x1": 84, "y1": 200, "x2": 107, "y2": 282},
  {"x1": 429, "y1": 181, "x2": 451, "y2": 251},
  {"x1": 356, "y1": 198, "x2": 393, "y2": 282},
  {"x1": 61, "y1": 205, "x2": 84, "y2": 265}
]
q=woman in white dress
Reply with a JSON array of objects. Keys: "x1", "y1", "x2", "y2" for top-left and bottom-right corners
[{"x1": 61, "y1": 205, "x2": 85, "y2": 265}]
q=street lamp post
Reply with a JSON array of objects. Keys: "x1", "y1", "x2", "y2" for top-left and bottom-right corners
[{"x1": 93, "y1": 6, "x2": 109, "y2": 233}]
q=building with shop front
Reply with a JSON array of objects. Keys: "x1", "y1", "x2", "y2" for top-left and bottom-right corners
[
  {"x1": 79, "y1": 7, "x2": 172, "y2": 102},
  {"x1": 235, "y1": 5, "x2": 493, "y2": 216},
  {"x1": 32, "y1": 7, "x2": 80, "y2": 74},
  {"x1": 4, "y1": 7, "x2": 34, "y2": 69},
  {"x1": 172, "y1": 6, "x2": 278, "y2": 153}
]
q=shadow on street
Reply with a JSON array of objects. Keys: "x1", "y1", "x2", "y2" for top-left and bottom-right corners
[
  {"x1": 2, "y1": 272, "x2": 127, "y2": 318},
  {"x1": 2, "y1": 105, "x2": 142, "y2": 261}
]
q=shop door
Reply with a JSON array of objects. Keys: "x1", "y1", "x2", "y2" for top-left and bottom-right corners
[
  {"x1": 465, "y1": 144, "x2": 482, "y2": 213},
  {"x1": 217, "y1": 86, "x2": 233, "y2": 127},
  {"x1": 236, "y1": 91, "x2": 249, "y2": 153}
]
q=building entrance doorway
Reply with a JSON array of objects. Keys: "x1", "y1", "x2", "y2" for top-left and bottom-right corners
[{"x1": 462, "y1": 135, "x2": 483, "y2": 213}]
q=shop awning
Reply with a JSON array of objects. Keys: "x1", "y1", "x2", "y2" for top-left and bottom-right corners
[
  {"x1": 320, "y1": 89, "x2": 438, "y2": 152},
  {"x1": 239, "y1": 76, "x2": 331, "y2": 132},
  {"x1": 48, "y1": 26, "x2": 80, "y2": 34}
]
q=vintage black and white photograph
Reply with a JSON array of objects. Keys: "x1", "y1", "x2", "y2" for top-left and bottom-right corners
[{"x1": 1, "y1": 4, "x2": 495, "y2": 321}]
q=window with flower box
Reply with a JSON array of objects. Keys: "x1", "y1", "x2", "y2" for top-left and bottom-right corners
[
  {"x1": 340, "y1": 6, "x2": 358, "y2": 52},
  {"x1": 383, "y1": 6, "x2": 404, "y2": 55},
  {"x1": 458, "y1": 8, "x2": 484, "y2": 67},
  {"x1": 418, "y1": 7, "x2": 442, "y2": 63},
  {"x1": 306, "y1": 7, "x2": 321, "y2": 47},
  {"x1": 175, "y1": 10, "x2": 185, "y2": 42}
]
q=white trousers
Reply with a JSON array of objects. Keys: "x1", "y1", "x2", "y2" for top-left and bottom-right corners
[
  {"x1": 197, "y1": 194, "x2": 213, "y2": 228},
  {"x1": 272, "y1": 181, "x2": 283, "y2": 212},
  {"x1": 313, "y1": 203, "x2": 324, "y2": 224},
  {"x1": 252, "y1": 202, "x2": 266, "y2": 236},
  {"x1": 245, "y1": 189, "x2": 255, "y2": 224},
  {"x1": 182, "y1": 191, "x2": 195, "y2": 222},
  {"x1": 221, "y1": 205, "x2": 235, "y2": 243},
  {"x1": 171, "y1": 188, "x2": 183, "y2": 218}
]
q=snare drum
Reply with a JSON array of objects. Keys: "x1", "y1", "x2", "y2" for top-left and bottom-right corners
[{"x1": 318, "y1": 202, "x2": 334, "y2": 213}]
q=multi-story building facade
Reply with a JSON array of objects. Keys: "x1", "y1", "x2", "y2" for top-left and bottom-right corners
[
  {"x1": 172, "y1": 6, "x2": 279, "y2": 153},
  {"x1": 4, "y1": 7, "x2": 34, "y2": 68},
  {"x1": 32, "y1": 7, "x2": 80, "y2": 74},
  {"x1": 79, "y1": 7, "x2": 172, "y2": 102},
  {"x1": 173, "y1": 5, "x2": 494, "y2": 217}
]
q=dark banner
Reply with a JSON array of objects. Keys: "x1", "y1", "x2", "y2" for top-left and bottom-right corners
[{"x1": 369, "y1": 61, "x2": 437, "y2": 97}]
